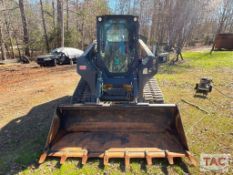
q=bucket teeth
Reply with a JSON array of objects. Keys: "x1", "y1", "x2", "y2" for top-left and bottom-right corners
[
  {"x1": 103, "y1": 151, "x2": 109, "y2": 166},
  {"x1": 38, "y1": 151, "x2": 48, "y2": 164},
  {"x1": 103, "y1": 156, "x2": 109, "y2": 166},
  {"x1": 124, "y1": 151, "x2": 130, "y2": 168},
  {"x1": 145, "y1": 151, "x2": 152, "y2": 166},
  {"x1": 165, "y1": 150, "x2": 174, "y2": 165},
  {"x1": 60, "y1": 155, "x2": 67, "y2": 164},
  {"x1": 167, "y1": 157, "x2": 174, "y2": 165},
  {"x1": 186, "y1": 151, "x2": 198, "y2": 166},
  {"x1": 82, "y1": 151, "x2": 88, "y2": 165},
  {"x1": 39, "y1": 149, "x2": 197, "y2": 168}
]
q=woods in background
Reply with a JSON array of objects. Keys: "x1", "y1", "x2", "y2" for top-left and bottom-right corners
[
  {"x1": 0, "y1": 0, "x2": 109, "y2": 59},
  {"x1": 0, "y1": 0, "x2": 232, "y2": 60},
  {"x1": 115, "y1": 0, "x2": 233, "y2": 50}
]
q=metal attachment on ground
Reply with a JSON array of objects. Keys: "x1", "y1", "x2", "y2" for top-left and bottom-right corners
[{"x1": 194, "y1": 77, "x2": 213, "y2": 97}]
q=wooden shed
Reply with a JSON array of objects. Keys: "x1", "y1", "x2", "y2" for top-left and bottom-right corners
[{"x1": 214, "y1": 33, "x2": 233, "y2": 51}]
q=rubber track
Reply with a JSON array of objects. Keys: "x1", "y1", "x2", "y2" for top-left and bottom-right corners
[
  {"x1": 143, "y1": 78, "x2": 164, "y2": 104},
  {"x1": 72, "y1": 78, "x2": 164, "y2": 104},
  {"x1": 71, "y1": 79, "x2": 91, "y2": 103}
]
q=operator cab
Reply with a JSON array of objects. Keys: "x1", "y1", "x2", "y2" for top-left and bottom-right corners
[
  {"x1": 97, "y1": 16, "x2": 138, "y2": 73},
  {"x1": 96, "y1": 15, "x2": 140, "y2": 101}
]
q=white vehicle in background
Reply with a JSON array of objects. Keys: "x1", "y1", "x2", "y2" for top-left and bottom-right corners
[{"x1": 36, "y1": 47, "x2": 84, "y2": 67}]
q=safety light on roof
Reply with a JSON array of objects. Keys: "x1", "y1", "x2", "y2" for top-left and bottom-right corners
[
  {"x1": 98, "y1": 17, "x2": 102, "y2": 22},
  {"x1": 133, "y1": 17, "x2": 137, "y2": 22}
]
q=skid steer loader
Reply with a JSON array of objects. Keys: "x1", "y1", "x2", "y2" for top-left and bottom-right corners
[{"x1": 39, "y1": 15, "x2": 196, "y2": 167}]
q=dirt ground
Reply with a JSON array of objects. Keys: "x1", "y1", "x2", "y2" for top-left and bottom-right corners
[
  {"x1": 0, "y1": 63, "x2": 79, "y2": 129},
  {"x1": 0, "y1": 63, "x2": 79, "y2": 174}
]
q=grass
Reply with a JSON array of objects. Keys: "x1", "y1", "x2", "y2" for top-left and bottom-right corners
[
  {"x1": 156, "y1": 51, "x2": 233, "y2": 175},
  {"x1": 183, "y1": 51, "x2": 233, "y2": 69},
  {"x1": 1, "y1": 51, "x2": 233, "y2": 175}
]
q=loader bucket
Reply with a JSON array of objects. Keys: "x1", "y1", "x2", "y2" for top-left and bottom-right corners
[{"x1": 39, "y1": 104, "x2": 196, "y2": 167}]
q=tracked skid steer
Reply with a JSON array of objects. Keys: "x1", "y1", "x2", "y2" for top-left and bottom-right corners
[{"x1": 39, "y1": 15, "x2": 196, "y2": 167}]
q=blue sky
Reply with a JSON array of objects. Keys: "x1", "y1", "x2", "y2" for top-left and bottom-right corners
[{"x1": 108, "y1": 0, "x2": 117, "y2": 11}]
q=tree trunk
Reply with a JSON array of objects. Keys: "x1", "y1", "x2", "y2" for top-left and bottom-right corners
[
  {"x1": 0, "y1": 24, "x2": 7, "y2": 60},
  {"x1": 57, "y1": 0, "x2": 64, "y2": 47},
  {"x1": 210, "y1": 20, "x2": 225, "y2": 54},
  {"x1": 61, "y1": 0, "x2": 64, "y2": 47},
  {"x1": 19, "y1": 0, "x2": 30, "y2": 56},
  {"x1": 132, "y1": 0, "x2": 136, "y2": 14},
  {"x1": 81, "y1": 17, "x2": 84, "y2": 50},
  {"x1": 4, "y1": 18, "x2": 15, "y2": 59},
  {"x1": 66, "y1": 0, "x2": 69, "y2": 32},
  {"x1": 57, "y1": 0, "x2": 61, "y2": 47},
  {"x1": 15, "y1": 33, "x2": 22, "y2": 59},
  {"x1": 39, "y1": 0, "x2": 50, "y2": 52},
  {"x1": 2, "y1": 0, "x2": 15, "y2": 59},
  {"x1": 52, "y1": 0, "x2": 56, "y2": 29},
  {"x1": 210, "y1": 5, "x2": 227, "y2": 54},
  {"x1": 150, "y1": 1, "x2": 156, "y2": 45},
  {"x1": 5, "y1": 45, "x2": 10, "y2": 58}
]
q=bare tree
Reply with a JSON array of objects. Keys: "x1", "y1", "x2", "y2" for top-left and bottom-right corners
[
  {"x1": 3, "y1": 0, "x2": 226, "y2": 58},
  {"x1": 117, "y1": 0, "x2": 130, "y2": 14},
  {"x1": 13, "y1": 28, "x2": 22, "y2": 59},
  {"x1": 210, "y1": 0, "x2": 233, "y2": 53},
  {"x1": 57, "y1": 0, "x2": 64, "y2": 47},
  {"x1": 4, "y1": 16, "x2": 15, "y2": 59},
  {"x1": 40, "y1": 0, "x2": 50, "y2": 52},
  {"x1": 0, "y1": 23, "x2": 7, "y2": 60},
  {"x1": 19, "y1": 0, "x2": 30, "y2": 56},
  {"x1": 1, "y1": 0, "x2": 15, "y2": 59},
  {"x1": 66, "y1": 0, "x2": 69, "y2": 32},
  {"x1": 52, "y1": 0, "x2": 56, "y2": 28}
]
